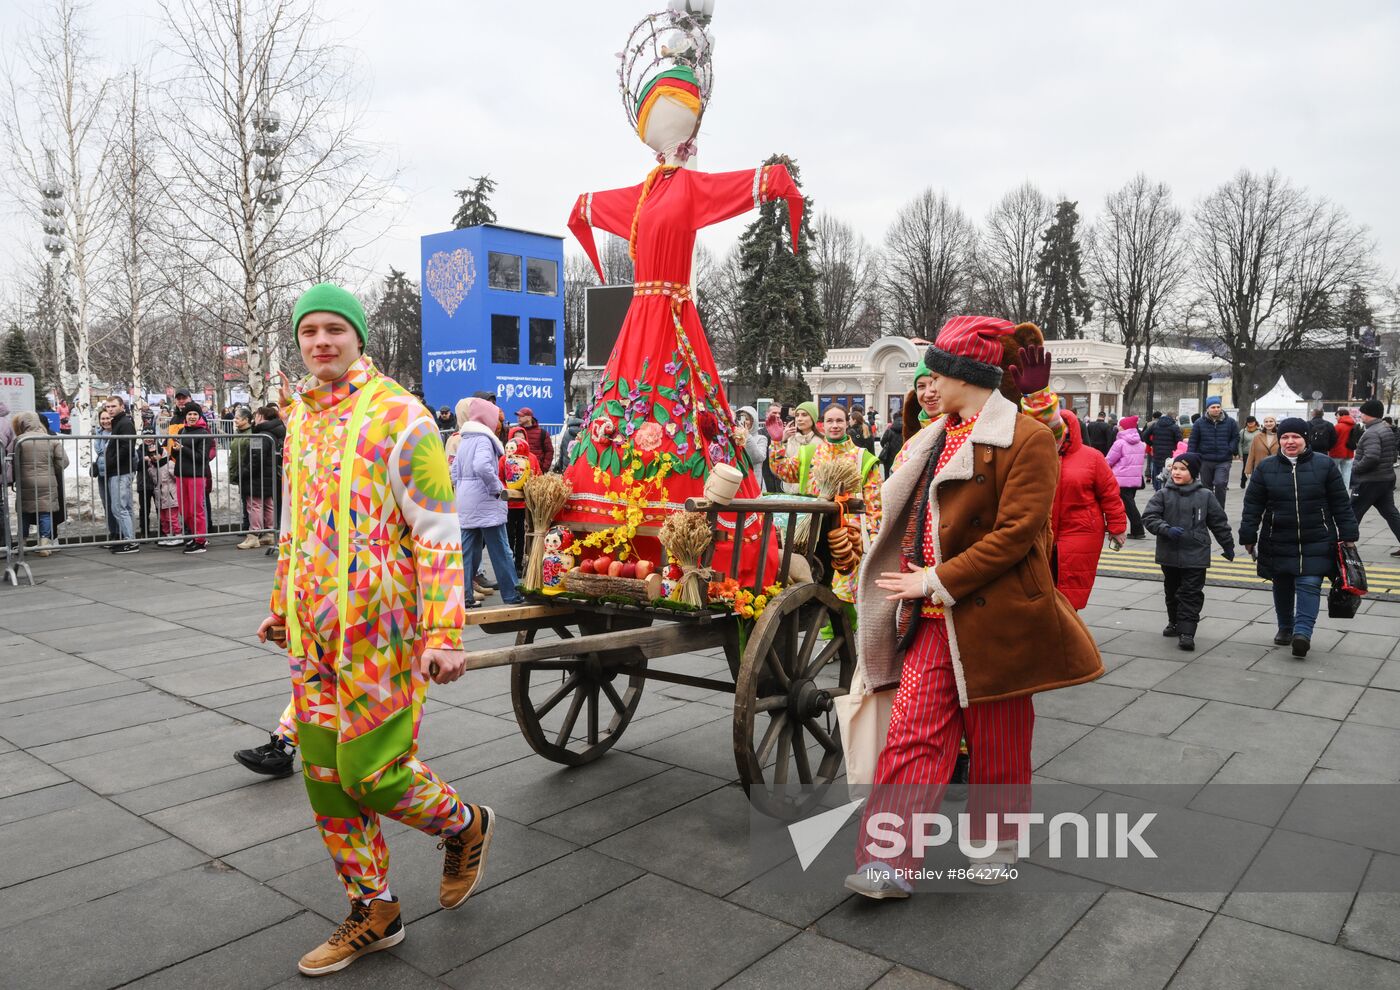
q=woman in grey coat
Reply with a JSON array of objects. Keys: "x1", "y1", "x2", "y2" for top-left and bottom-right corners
[
  {"x1": 12, "y1": 411, "x2": 70, "y2": 556},
  {"x1": 1141, "y1": 452, "x2": 1235, "y2": 651},
  {"x1": 450, "y1": 397, "x2": 523, "y2": 608}
]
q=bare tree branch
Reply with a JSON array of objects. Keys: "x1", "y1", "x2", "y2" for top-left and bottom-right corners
[
  {"x1": 812, "y1": 212, "x2": 882, "y2": 349},
  {"x1": 1191, "y1": 169, "x2": 1374, "y2": 414},
  {"x1": 973, "y1": 181, "x2": 1051, "y2": 322},
  {"x1": 1087, "y1": 174, "x2": 1187, "y2": 408},
  {"x1": 153, "y1": 0, "x2": 396, "y2": 403},
  {"x1": 881, "y1": 188, "x2": 975, "y2": 338},
  {"x1": 0, "y1": 0, "x2": 117, "y2": 443}
]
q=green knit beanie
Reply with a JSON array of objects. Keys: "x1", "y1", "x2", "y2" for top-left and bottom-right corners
[
  {"x1": 913, "y1": 358, "x2": 933, "y2": 383},
  {"x1": 293, "y1": 283, "x2": 368, "y2": 348},
  {"x1": 796, "y1": 401, "x2": 819, "y2": 424}
]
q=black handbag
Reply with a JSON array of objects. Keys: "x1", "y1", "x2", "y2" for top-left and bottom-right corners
[
  {"x1": 1335, "y1": 542, "x2": 1368, "y2": 595},
  {"x1": 1328, "y1": 583, "x2": 1362, "y2": 619}
]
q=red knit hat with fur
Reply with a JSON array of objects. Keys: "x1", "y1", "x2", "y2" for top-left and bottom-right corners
[{"x1": 924, "y1": 316, "x2": 1017, "y2": 389}]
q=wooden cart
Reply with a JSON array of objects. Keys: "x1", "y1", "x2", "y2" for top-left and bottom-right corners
[{"x1": 458, "y1": 496, "x2": 861, "y2": 819}]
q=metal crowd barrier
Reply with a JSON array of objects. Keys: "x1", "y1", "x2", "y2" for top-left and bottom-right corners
[
  {"x1": 6, "y1": 418, "x2": 572, "y2": 584},
  {"x1": 1, "y1": 451, "x2": 31, "y2": 586},
  {"x1": 5, "y1": 429, "x2": 281, "y2": 571}
]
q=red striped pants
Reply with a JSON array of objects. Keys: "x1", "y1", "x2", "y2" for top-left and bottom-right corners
[{"x1": 856, "y1": 617, "x2": 1034, "y2": 873}]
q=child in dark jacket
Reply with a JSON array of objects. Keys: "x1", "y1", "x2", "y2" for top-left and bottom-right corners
[{"x1": 1141, "y1": 452, "x2": 1235, "y2": 652}]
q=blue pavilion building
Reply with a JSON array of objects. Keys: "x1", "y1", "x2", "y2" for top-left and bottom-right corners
[{"x1": 420, "y1": 224, "x2": 565, "y2": 426}]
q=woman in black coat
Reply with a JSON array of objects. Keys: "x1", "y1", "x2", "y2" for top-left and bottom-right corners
[{"x1": 1239, "y1": 417, "x2": 1358, "y2": 658}]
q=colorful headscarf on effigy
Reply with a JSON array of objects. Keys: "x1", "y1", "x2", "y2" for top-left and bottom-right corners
[{"x1": 635, "y1": 65, "x2": 703, "y2": 143}]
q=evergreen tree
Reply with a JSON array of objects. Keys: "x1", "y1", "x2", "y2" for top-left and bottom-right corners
[
  {"x1": 1, "y1": 322, "x2": 41, "y2": 377},
  {"x1": 1, "y1": 323, "x2": 43, "y2": 409},
  {"x1": 1034, "y1": 199, "x2": 1093, "y2": 339},
  {"x1": 452, "y1": 175, "x2": 498, "y2": 229},
  {"x1": 1336, "y1": 282, "x2": 1374, "y2": 334},
  {"x1": 368, "y1": 268, "x2": 422, "y2": 386},
  {"x1": 1336, "y1": 282, "x2": 1376, "y2": 399},
  {"x1": 734, "y1": 154, "x2": 824, "y2": 395}
]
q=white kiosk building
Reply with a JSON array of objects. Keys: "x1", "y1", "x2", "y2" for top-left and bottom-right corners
[{"x1": 802, "y1": 336, "x2": 1130, "y2": 425}]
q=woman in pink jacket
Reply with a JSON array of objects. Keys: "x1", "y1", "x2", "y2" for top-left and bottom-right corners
[{"x1": 1106, "y1": 415, "x2": 1147, "y2": 539}]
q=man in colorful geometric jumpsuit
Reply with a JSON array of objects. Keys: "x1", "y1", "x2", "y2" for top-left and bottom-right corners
[{"x1": 256, "y1": 284, "x2": 493, "y2": 976}]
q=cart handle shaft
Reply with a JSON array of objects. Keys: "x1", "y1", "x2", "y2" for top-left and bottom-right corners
[
  {"x1": 684, "y1": 496, "x2": 865, "y2": 516},
  {"x1": 458, "y1": 621, "x2": 727, "y2": 672}
]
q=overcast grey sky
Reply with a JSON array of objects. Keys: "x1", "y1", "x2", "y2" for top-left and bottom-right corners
[{"x1": 3, "y1": 0, "x2": 1397, "y2": 296}]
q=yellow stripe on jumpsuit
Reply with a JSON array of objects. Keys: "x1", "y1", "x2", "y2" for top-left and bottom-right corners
[{"x1": 272, "y1": 356, "x2": 470, "y2": 902}]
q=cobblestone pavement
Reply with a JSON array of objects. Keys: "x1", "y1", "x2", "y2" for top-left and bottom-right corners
[{"x1": 2, "y1": 483, "x2": 1399, "y2": 989}]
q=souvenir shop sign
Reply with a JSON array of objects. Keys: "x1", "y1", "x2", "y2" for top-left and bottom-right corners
[{"x1": 0, "y1": 372, "x2": 35, "y2": 414}]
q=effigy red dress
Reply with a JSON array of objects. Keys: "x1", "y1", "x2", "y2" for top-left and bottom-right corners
[{"x1": 560, "y1": 163, "x2": 804, "y2": 581}]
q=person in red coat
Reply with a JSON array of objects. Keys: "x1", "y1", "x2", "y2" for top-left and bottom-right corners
[
  {"x1": 512, "y1": 407, "x2": 554, "y2": 473},
  {"x1": 1329, "y1": 408, "x2": 1356, "y2": 490},
  {"x1": 1052, "y1": 410, "x2": 1128, "y2": 609}
]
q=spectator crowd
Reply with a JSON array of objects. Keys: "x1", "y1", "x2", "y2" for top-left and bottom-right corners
[{"x1": 5, "y1": 391, "x2": 1399, "y2": 577}]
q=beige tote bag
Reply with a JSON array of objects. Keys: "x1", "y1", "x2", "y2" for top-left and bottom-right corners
[{"x1": 835, "y1": 662, "x2": 894, "y2": 798}]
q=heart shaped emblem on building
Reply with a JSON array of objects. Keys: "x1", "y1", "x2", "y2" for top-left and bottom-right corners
[{"x1": 426, "y1": 248, "x2": 477, "y2": 318}]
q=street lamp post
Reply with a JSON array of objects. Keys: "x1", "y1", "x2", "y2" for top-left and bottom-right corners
[
  {"x1": 252, "y1": 68, "x2": 284, "y2": 397},
  {"x1": 39, "y1": 148, "x2": 73, "y2": 399}
]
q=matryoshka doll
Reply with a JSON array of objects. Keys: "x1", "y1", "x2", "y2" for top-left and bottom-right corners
[
  {"x1": 499, "y1": 428, "x2": 537, "y2": 494},
  {"x1": 541, "y1": 526, "x2": 576, "y2": 595},
  {"x1": 659, "y1": 561, "x2": 684, "y2": 600}
]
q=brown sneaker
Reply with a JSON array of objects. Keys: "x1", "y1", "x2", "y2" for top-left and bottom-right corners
[
  {"x1": 439, "y1": 804, "x2": 494, "y2": 909},
  {"x1": 297, "y1": 897, "x2": 404, "y2": 977}
]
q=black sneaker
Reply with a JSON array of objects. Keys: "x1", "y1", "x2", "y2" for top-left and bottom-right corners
[
  {"x1": 1291, "y1": 635, "x2": 1310, "y2": 658},
  {"x1": 463, "y1": 599, "x2": 482, "y2": 610},
  {"x1": 1273, "y1": 629, "x2": 1293, "y2": 646},
  {"x1": 183, "y1": 539, "x2": 196, "y2": 548},
  {"x1": 234, "y1": 734, "x2": 296, "y2": 777},
  {"x1": 1178, "y1": 634, "x2": 1196, "y2": 651},
  {"x1": 183, "y1": 543, "x2": 207, "y2": 555},
  {"x1": 945, "y1": 751, "x2": 971, "y2": 803},
  {"x1": 115, "y1": 543, "x2": 141, "y2": 555},
  {"x1": 1162, "y1": 623, "x2": 1179, "y2": 637}
]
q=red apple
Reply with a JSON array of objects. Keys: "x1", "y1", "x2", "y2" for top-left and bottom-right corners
[
  {"x1": 608, "y1": 560, "x2": 625, "y2": 577},
  {"x1": 621, "y1": 562, "x2": 637, "y2": 579},
  {"x1": 593, "y1": 554, "x2": 613, "y2": 573},
  {"x1": 634, "y1": 560, "x2": 653, "y2": 579},
  {"x1": 578, "y1": 559, "x2": 595, "y2": 575}
]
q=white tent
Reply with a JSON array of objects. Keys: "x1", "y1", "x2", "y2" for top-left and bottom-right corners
[{"x1": 1252, "y1": 377, "x2": 1308, "y2": 419}]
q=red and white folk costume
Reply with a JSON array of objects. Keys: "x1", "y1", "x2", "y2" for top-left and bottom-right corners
[
  {"x1": 852, "y1": 316, "x2": 1103, "y2": 881},
  {"x1": 560, "y1": 166, "x2": 803, "y2": 580},
  {"x1": 557, "y1": 27, "x2": 802, "y2": 582}
]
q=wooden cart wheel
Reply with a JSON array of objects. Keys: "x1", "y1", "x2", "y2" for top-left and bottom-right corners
[
  {"x1": 511, "y1": 623, "x2": 647, "y2": 766},
  {"x1": 733, "y1": 583, "x2": 855, "y2": 820}
]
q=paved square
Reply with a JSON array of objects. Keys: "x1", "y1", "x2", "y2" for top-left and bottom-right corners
[{"x1": 3, "y1": 482, "x2": 1399, "y2": 988}]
